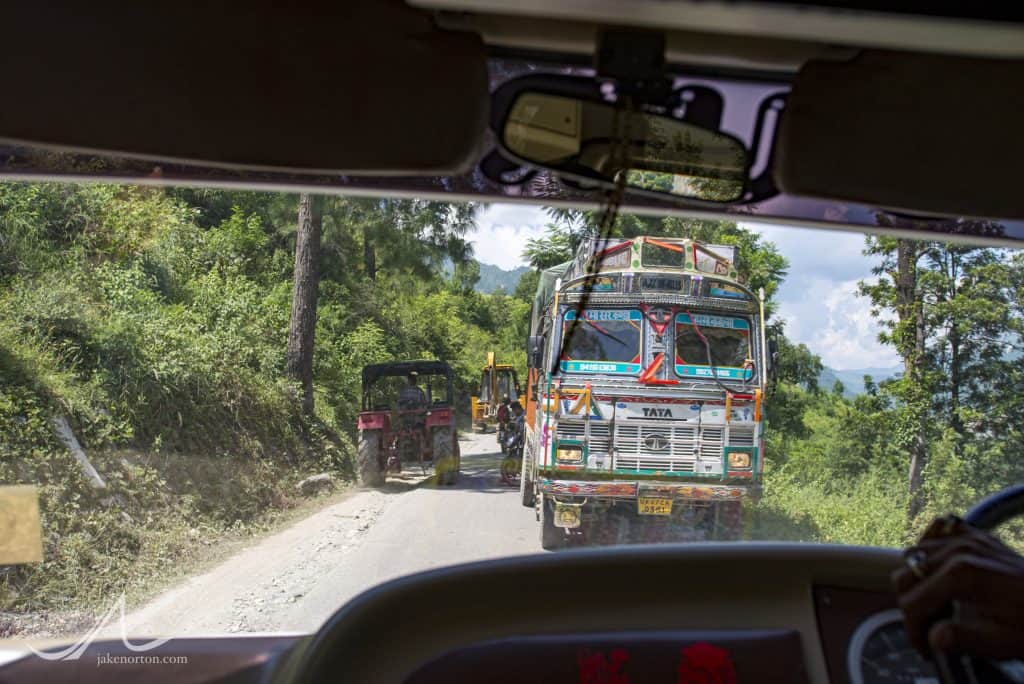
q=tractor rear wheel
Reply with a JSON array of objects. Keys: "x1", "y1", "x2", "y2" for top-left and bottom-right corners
[
  {"x1": 432, "y1": 429, "x2": 459, "y2": 486},
  {"x1": 357, "y1": 430, "x2": 384, "y2": 487}
]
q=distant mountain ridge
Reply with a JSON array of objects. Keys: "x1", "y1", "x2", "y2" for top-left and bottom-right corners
[
  {"x1": 477, "y1": 262, "x2": 529, "y2": 293},
  {"x1": 819, "y1": 365, "x2": 902, "y2": 397},
  {"x1": 444, "y1": 258, "x2": 530, "y2": 294}
]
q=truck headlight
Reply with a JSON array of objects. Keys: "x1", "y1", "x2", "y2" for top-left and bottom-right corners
[
  {"x1": 556, "y1": 446, "x2": 584, "y2": 463},
  {"x1": 728, "y1": 452, "x2": 751, "y2": 469}
]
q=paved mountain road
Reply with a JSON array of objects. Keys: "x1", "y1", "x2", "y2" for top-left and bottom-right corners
[{"x1": 115, "y1": 431, "x2": 539, "y2": 637}]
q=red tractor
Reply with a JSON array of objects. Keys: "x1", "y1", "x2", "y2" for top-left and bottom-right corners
[{"x1": 356, "y1": 361, "x2": 460, "y2": 486}]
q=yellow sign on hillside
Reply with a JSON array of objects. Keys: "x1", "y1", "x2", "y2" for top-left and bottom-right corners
[{"x1": 0, "y1": 485, "x2": 44, "y2": 564}]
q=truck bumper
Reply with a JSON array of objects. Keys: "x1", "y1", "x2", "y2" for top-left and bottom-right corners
[{"x1": 538, "y1": 477, "x2": 760, "y2": 503}]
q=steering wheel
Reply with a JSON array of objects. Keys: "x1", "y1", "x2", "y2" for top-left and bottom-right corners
[
  {"x1": 963, "y1": 483, "x2": 1024, "y2": 530},
  {"x1": 932, "y1": 484, "x2": 1024, "y2": 684}
]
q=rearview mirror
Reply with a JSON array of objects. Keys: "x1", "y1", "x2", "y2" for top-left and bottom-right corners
[
  {"x1": 500, "y1": 91, "x2": 748, "y2": 202},
  {"x1": 527, "y1": 335, "x2": 545, "y2": 369}
]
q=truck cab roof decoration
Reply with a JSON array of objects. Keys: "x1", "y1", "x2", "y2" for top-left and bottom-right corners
[{"x1": 555, "y1": 236, "x2": 754, "y2": 304}]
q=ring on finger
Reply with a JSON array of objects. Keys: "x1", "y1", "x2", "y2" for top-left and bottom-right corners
[{"x1": 906, "y1": 549, "x2": 927, "y2": 579}]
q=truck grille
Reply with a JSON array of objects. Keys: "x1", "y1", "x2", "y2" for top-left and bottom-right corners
[
  {"x1": 729, "y1": 425, "x2": 756, "y2": 447},
  {"x1": 556, "y1": 419, "x2": 756, "y2": 474},
  {"x1": 555, "y1": 421, "x2": 611, "y2": 455},
  {"x1": 615, "y1": 424, "x2": 698, "y2": 472}
]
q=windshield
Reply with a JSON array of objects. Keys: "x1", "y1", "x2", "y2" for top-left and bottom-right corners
[
  {"x1": 3, "y1": 184, "x2": 1023, "y2": 647},
  {"x1": 365, "y1": 373, "x2": 450, "y2": 410},
  {"x1": 559, "y1": 309, "x2": 643, "y2": 374},
  {"x1": 479, "y1": 369, "x2": 518, "y2": 403},
  {"x1": 675, "y1": 313, "x2": 752, "y2": 379}
]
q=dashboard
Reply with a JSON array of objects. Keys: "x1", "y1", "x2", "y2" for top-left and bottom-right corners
[
  {"x1": 1, "y1": 544, "x2": 939, "y2": 684},
  {"x1": 399, "y1": 588, "x2": 934, "y2": 684}
]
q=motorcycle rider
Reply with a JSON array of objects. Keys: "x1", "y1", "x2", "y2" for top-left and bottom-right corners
[
  {"x1": 510, "y1": 399, "x2": 524, "y2": 426},
  {"x1": 507, "y1": 400, "x2": 525, "y2": 455},
  {"x1": 499, "y1": 399, "x2": 525, "y2": 484},
  {"x1": 497, "y1": 394, "x2": 510, "y2": 424},
  {"x1": 496, "y1": 393, "x2": 511, "y2": 449}
]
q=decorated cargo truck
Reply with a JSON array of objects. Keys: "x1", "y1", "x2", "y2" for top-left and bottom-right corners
[{"x1": 520, "y1": 236, "x2": 770, "y2": 549}]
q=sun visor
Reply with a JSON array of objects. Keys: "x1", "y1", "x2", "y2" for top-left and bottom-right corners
[
  {"x1": 775, "y1": 52, "x2": 1024, "y2": 219},
  {"x1": 0, "y1": 1, "x2": 487, "y2": 175}
]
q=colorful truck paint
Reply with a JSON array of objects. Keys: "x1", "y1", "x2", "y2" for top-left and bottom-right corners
[{"x1": 521, "y1": 236, "x2": 768, "y2": 549}]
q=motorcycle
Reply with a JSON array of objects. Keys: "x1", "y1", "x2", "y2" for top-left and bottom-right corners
[{"x1": 499, "y1": 412, "x2": 524, "y2": 485}]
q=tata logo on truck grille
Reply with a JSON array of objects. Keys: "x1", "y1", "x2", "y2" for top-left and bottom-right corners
[
  {"x1": 643, "y1": 434, "x2": 670, "y2": 451},
  {"x1": 642, "y1": 407, "x2": 672, "y2": 418}
]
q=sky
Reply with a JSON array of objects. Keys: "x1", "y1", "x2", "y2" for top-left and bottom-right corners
[{"x1": 469, "y1": 203, "x2": 901, "y2": 371}]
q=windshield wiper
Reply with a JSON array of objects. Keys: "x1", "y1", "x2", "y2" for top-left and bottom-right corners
[
  {"x1": 684, "y1": 309, "x2": 735, "y2": 397},
  {"x1": 579, "y1": 316, "x2": 629, "y2": 347}
]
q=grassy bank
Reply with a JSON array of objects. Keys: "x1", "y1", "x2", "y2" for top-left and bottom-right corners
[{"x1": 0, "y1": 184, "x2": 347, "y2": 614}]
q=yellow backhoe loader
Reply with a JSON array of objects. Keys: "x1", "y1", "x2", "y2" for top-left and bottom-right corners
[{"x1": 470, "y1": 352, "x2": 519, "y2": 433}]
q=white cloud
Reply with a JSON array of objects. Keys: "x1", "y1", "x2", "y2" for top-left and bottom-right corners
[
  {"x1": 777, "y1": 292, "x2": 895, "y2": 369},
  {"x1": 743, "y1": 223, "x2": 897, "y2": 370},
  {"x1": 470, "y1": 204, "x2": 548, "y2": 270}
]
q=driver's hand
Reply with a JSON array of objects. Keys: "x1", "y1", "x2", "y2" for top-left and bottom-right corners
[{"x1": 892, "y1": 515, "x2": 1024, "y2": 660}]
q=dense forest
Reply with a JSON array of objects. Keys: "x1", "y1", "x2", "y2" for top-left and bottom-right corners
[{"x1": 2, "y1": 183, "x2": 1023, "y2": 614}]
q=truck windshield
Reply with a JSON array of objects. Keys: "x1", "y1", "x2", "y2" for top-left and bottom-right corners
[
  {"x1": 560, "y1": 309, "x2": 643, "y2": 374},
  {"x1": 675, "y1": 313, "x2": 752, "y2": 380}
]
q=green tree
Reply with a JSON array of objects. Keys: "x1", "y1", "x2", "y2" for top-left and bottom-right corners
[
  {"x1": 772, "y1": 332, "x2": 824, "y2": 391},
  {"x1": 450, "y1": 259, "x2": 481, "y2": 295},
  {"x1": 860, "y1": 229, "x2": 1018, "y2": 522},
  {"x1": 860, "y1": 235, "x2": 933, "y2": 519},
  {"x1": 286, "y1": 194, "x2": 323, "y2": 416},
  {"x1": 347, "y1": 199, "x2": 479, "y2": 282},
  {"x1": 514, "y1": 270, "x2": 540, "y2": 302},
  {"x1": 522, "y1": 223, "x2": 580, "y2": 269}
]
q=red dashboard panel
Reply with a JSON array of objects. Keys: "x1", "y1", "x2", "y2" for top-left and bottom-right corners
[{"x1": 405, "y1": 630, "x2": 808, "y2": 683}]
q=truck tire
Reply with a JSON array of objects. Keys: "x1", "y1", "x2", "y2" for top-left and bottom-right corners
[
  {"x1": 433, "y1": 429, "x2": 458, "y2": 486},
  {"x1": 357, "y1": 430, "x2": 384, "y2": 487},
  {"x1": 519, "y1": 459, "x2": 535, "y2": 508},
  {"x1": 539, "y1": 495, "x2": 563, "y2": 550}
]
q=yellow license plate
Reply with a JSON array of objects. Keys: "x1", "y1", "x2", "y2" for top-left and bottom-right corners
[
  {"x1": 638, "y1": 497, "x2": 673, "y2": 516},
  {"x1": 554, "y1": 503, "x2": 582, "y2": 528}
]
